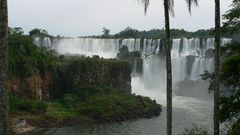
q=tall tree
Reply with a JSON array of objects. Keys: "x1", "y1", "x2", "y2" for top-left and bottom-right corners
[
  {"x1": 223, "y1": 0, "x2": 240, "y2": 33},
  {"x1": 0, "y1": 0, "x2": 8, "y2": 134},
  {"x1": 188, "y1": 0, "x2": 221, "y2": 134},
  {"x1": 101, "y1": 27, "x2": 110, "y2": 38},
  {"x1": 214, "y1": 0, "x2": 221, "y2": 134},
  {"x1": 163, "y1": 0, "x2": 173, "y2": 134},
  {"x1": 140, "y1": 1, "x2": 173, "y2": 134},
  {"x1": 202, "y1": 2, "x2": 240, "y2": 134},
  {"x1": 140, "y1": 0, "x2": 197, "y2": 135}
]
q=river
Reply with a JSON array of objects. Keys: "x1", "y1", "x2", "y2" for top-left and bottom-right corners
[
  {"x1": 43, "y1": 78, "x2": 214, "y2": 135},
  {"x1": 34, "y1": 37, "x2": 231, "y2": 135}
]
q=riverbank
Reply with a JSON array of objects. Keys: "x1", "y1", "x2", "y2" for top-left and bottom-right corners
[
  {"x1": 10, "y1": 92, "x2": 162, "y2": 134},
  {"x1": 7, "y1": 31, "x2": 163, "y2": 135},
  {"x1": 21, "y1": 96, "x2": 215, "y2": 135}
]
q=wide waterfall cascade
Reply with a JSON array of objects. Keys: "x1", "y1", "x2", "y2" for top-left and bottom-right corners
[
  {"x1": 34, "y1": 37, "x2": 232, "y2": 99},
  {"x1": 36, "y1": 37, "x2": 232, "y2": 135}
]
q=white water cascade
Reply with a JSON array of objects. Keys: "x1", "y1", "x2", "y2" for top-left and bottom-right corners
[
  {"x1": 36, "y1": 37, "x2": 232, "y2": 135},
  {"x1": 34, "y1": 37, "x2": 231, "y2": 93}
]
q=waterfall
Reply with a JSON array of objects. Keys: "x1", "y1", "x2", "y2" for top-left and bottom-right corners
[{"x1": 34, "y1": 37, "x2": 232, "y2": 98}]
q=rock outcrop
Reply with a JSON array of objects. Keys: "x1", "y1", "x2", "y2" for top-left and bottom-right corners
[
  {"x1": 9, "y1": 57, "x2": 132, "y2": 100},
  {"x1": 8, "y1": 72, "x2": 54, "y2": 100},
  {"x1": 52, "y1": 57, "x2": 132, "y2": 99}
]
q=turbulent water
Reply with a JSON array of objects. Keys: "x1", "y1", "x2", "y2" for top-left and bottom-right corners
[{"x1": 35, "y1": 37, "x2": 231, "y2": 135}]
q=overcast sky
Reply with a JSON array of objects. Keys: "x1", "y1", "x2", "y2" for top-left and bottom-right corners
[{"x1": 9, "y1": 0, "x2": 232, "y2": 37}]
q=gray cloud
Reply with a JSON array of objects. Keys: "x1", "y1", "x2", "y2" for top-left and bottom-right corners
[{"x1": 9, "y1": 0, "x2": 232, "y2": 37}]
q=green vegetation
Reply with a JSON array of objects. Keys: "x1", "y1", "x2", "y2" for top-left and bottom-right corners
[
  {"x1": 219, "y1": 2, "x2": 240, "y2": 132},
  {"x1": 101, "y1": 27, "x2": 110, "y2": 38},
  {"x1": 191, "y1": 29, "x2": 214, "y2": 38},
  {"x1": 178, "y1": 125, "x2": 209, "y2": 135},
  {"x1": 10, "y1": 88, "x2": 161, "y2": 123},
  {"x1": 29, "y1": 28, "x2": 52, "y2": 37},
  {"x1": 117, "y1": 45, "x2": 143, "y2": 74},
  {"x1": 85, "y1": 25, "x2": 240, "y2": 39},
  {"x1": 45, "y1": 101, "x2": 78, "y2": 119},
  {"x1": 113, "y1": 27, "x2": 213, "y2": 39},
  {"x1": 219, "y1": 43, "x2": 240, "y2": 122},
  {"x1": 228, "y1": 119, "x2": 240, "y2": 135},
  {"x1": 9, "y1": 30, "x2": 58, "y2": 78},
  {"x1": 200, "y1": 1, "x2": 240, "y2": 133},
  {"x1": 7, "y1": 29, "x2": 161, "y2": 127},
  {"x1": 86, "y1": 27, "x2": 217, "y2": 39},
  {"x1": 9, "y1": 95, "x2": 48, "y2": 113},
  {"x1": 46, "y1": 88, "x2": 161, "y2": 122},
  {"x1": 77, "y1": 90, "x2": 160, "y2": 121},
  {"x1": 223, "y1": 0, "x2": 240, "y2": 34},
  {"x1": 54, "y1": 56, "x2": 132, "y2": 98},
  {"x1": 113, "y1": 27, "x2": 139, "y2": 38},
  {"x1": 202, "y1": 42, "x2": 240, "y2": 134}
]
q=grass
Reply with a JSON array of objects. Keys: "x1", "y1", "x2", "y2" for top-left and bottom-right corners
[
  {"x1": 45, "y1": 102, "x2": 78, "y2": 119},
  {"x1": 10, "y1": 88, "x2": 161, "y2": 126}
]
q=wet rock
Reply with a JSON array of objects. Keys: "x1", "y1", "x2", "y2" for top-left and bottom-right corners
[{"x1": 205, "y1": 49, "x2": 215, "y2": 59}]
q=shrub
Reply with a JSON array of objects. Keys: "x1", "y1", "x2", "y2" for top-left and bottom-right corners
[
  {"x1": 9, "y1": 95, "x2": 48, "y2": 113},
  {"x1": 77, "y1": 95, "x2": 124, "y2": 120},
  {"x1": 9, "y1": 96, "x2": 33, "y2": 112},
  {"x1": 228, "y1": 119, "x2": 240, "y2": 135},
  {"x1": 60, "y1": 94, "x2": 79, "y2": 109},
  {"x1": 77, "y1": 89, "x2": 160, "y2": 120},
  {"x1": 178, "y1": 125, "x2": 209, "y2": 135},
  {"x1": 32, "y1": 101, "x2": 48, "y2": 113},
  {"x1": 9, "y1": 34, "x2": 58, "y2": 78}
]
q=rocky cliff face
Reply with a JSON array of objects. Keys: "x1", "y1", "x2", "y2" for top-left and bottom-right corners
[
  {"x1": 117, "y1": 45, "x2": 143, "y2": 75},
  {"x1": 8, "y1": 72, "x2": 54, "y2": 100},
  {"x1": 9, "y1": 58, "x2": 132, "y2": 100},
  {"x1": 52, "y1": 58, "x2": 132, "y2": 99}
]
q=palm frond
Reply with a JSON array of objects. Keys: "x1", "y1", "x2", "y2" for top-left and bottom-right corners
[
  {"x1": 169, "y1": 0, "x2": 175, "y2": 16},
  {"x1": 139, "y1": 0, "x2": 175, "y2": 16},
  {"x1": 140, "y1": 0, "x2": 198, "y2": 15},
  {"x1": 186, "y1": 0, "x2": 198, "y2": 13},
  {"x1": 139, "y1": 0, "x2": 149, "y2": 14}
]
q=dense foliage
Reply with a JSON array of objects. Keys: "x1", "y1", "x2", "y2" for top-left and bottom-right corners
[
  {"x1": 219, "y1": 3, "x2": 240, "y2": 133},
  {"x1": 101, "y1": 27, "x2": 110, "y2": 38},
  {"x1": 8, "y1": 31, "x2": 161, "y2": 124},
  {"x1": 113, "y1": 27, "x2": 139, "y2": 38},
  {"x1": 112, "y1": 27, "x2": 214, "y2": 39},
  {"x1": 86, "y1": 27, "x2": 216, "y2": 39},
  {"x1": 223, "y1": 0, "x2": 240, "y2": 33},
  {"x1": 117, "y1": 46, "x2": 143, "y2": 74},
  {"x1": 178, "y1": 125, "x2": 209, "y2": 135},
  {"x1": 201, "y1": 1, "x2": 240, "y2": 128},
  {"x1": 219, "y1": 43, "x2": 240, "y2": 122},
  {"x1": 201, "y1": 42, "x2": 240, "y2": 133},
  {"x1": 10, "y1": 88, "x2": 161, "y2": 123},
  {"x1": 53, "y1": 56, "x2": 132, "y2": 98},
  {"x1": 227, "y1": 119, "x2": 240, "y2": 135},
  {"x1": 8, "y1": 30, "x2": 58, "y2": 78},
  {"x1": 77, "y1": 90, "x2": 160, "y2": 120},
  {"x1": 29, "y1": 28, "x2": 52, "y2": 37},
  {"x1": 46, "y1": 88, "x2": 161, "y2": 121},
  {"x1": 9, "y1": 95, "x2": 48, "y2": 113}
]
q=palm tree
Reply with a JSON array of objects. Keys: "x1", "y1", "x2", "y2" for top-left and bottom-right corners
[
  {"x1": 214, "y1": 0, "x2": 221, "y2": 134},
  {"x1": 184, "y1": 1, "x2": 221, "y2": 134},
  {"x1": 0, "y1": 0, "x2": 9, "y2": 134},
  {"x1": 163, "y1": 1, "x2": 173, "y2": 135},
  {"x1": 186, "y1": 0, "x2": 198, "y2": 13},
  {"x1": 140, "y1": 0, "x2": 197, "y2": 135}
]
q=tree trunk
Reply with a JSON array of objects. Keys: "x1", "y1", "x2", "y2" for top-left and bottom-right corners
[
  {"x1": 0, "y1": 0, "x2": 8, "y2": 134},
  {"x1": 214, "y1": 0, "x2": 220, "y2": 134},
  {"x1": 164, "y1": 0, "x2": 172, "y2": 135}
]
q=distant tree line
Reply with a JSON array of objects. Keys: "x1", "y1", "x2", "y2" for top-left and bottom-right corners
[
  {"x1": 9, "y1": 26, "x2": 237, "y2": 40},
  {"x1": 85, "y1": 27, "x2": 238, "y2": 39}
]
